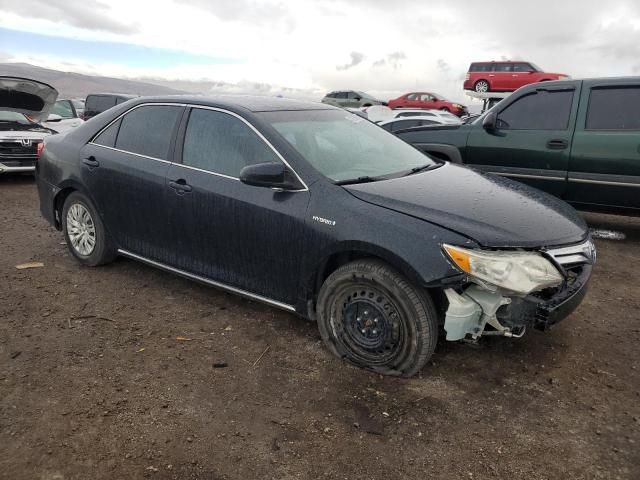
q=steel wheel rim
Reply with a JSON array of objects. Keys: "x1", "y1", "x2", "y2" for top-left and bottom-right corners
[
  {"x1": 66, "y1": 203, "x2": 96, "y2": 256},
  {"x1": 335, "y1": 286, "x2": 408, "y2": 366}
]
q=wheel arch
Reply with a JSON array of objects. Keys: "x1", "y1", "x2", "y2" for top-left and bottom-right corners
[
  {"x1": 305, "y1": 242, "x2": 428, "y2": 319},
  {"x1": 52, "y1": 180, "x2": 99, "y2": 230},
  {"x1": 412, "y1": 143, "x2": 463, "y2": 163}
]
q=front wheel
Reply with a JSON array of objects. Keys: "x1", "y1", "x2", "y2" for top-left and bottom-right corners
[
  {"x1": 316, "y1": 260, "x2": 438, "y2": 377},
  {"x1": 62, "y1": 191, "x2": 116, "y2": 266}
]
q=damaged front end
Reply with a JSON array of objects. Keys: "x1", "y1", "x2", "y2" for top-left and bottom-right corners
[{"x1": 441, "y1": 239, "x2": 595, "y2": 341}]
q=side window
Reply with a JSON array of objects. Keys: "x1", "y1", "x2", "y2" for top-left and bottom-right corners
[
  {"x1": 51, "y1": 100, "x2": 75, "y2": 119},
  {"x1": 470, "y1": 63, "x2": 491, "y2": 72},
  {"x1": 182, "y1": 108, "x2": 281, "y2": 178},
  {"x1": 335, "y1": 92, "x2": 347, "y2": 99},
  {"x1": 406, "y1": 93, "x2": 418, "y2": 100},
  {"x1": 86, "y1": 96, "x2": 116, "y2": 113},
  {"x1": 494, "y1": 63, "x2": 513, "y2": 72},
  {"x1": 347, "y1": 92, "x2": 360, "y2": 99},
  {"x1": 93, "y1": 119, "x2": 122, "y2": 148},
  {"x1": 496, "y1": 90, "x2": 574, "y2": 130},
  {"x1": 586, "y1": 87, "x2": 640, "y2": 130},
  {"x1": 513, "y1": 63, "x2": 532, "y2": 72},
  {"x1": 420, "y1": 94, "x2": 434, "y2": 101},
  {"x1": 115, "y1": 105, "x2": 182, "y2": 159},
  {"x1": 418, "y1": 120, "x2": 437, "y2": 126}
]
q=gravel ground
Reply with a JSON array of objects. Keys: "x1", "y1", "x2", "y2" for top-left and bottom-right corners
[{"x1": 1, "y1": 174, "x2": 639, "y2": 480}]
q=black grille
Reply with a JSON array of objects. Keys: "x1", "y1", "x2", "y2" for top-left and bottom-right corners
[{"x1": 0, "y1": 140, "x2": 40, "y2": 158}]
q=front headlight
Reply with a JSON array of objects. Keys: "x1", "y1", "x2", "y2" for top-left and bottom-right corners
[{"x1": 443, "y1": 244, "x2": 563, "y2": 295}]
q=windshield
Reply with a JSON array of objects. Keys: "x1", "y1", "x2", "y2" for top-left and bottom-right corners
[
  {"x1": 262, "y1": 109, "x2": 436, "y2": 183},
  {"x1": 51, "y1": 100, "x2": 76, "y2": 119},
  {"x1": 0, "y1": 111, "x2": 30, "y2": 124}
]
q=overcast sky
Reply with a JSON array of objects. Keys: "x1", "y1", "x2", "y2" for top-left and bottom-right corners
[{"x1": 1, "y1": 0, "x2": 640, "y2": 104}]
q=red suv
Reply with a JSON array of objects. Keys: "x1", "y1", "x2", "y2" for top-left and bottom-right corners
[
  {"x1": 387, "y1": 92, "x2": 468, "y2": 116},
  {"x1": 464, "y1": 61, "x2": 569, "y2": 93}
]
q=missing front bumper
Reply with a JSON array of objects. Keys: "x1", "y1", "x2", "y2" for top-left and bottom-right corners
[{"x1": 443, "y1": 264, "x2": 591, "y2": 341}]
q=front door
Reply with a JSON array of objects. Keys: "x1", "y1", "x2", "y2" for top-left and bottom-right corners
[
  {"x1": 165, "y1": 107, "x2": 310, "y2": 305},
  {"x1": 466, "y1": 85, "x2": 579, "y2": 197},
  {"x1": 80, "y1": 104, "x2": 184, "y2": 263}
]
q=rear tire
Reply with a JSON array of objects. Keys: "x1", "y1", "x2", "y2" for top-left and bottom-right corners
[
  {"x1": 316, "y1": 260, "x2": 438, "y2": 377},
  {"x1": 474, "y1": 80, "x2": 490, "y2": 93},
  {"x1": 62, "y1": 192, "x2": 116, "y2": 266}
]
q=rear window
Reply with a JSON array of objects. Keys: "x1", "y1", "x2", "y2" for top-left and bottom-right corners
[
  {"x1": 114, "y1": 105, "x2": 182, "y2": 160},
  {"x1": 469, "y1": 63, "x2": 493, "y2": 72},
  {"x1": 586, "y1": 86, "x2": 640, "y2": 130},
  {"x1": 86, "y1": 95, "x2": 116, "y2": 113}
]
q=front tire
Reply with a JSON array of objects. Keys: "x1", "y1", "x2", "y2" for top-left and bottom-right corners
[
  {"x1": 316, "y1": 260, "x2": 438, "y2": 377},
  {"x1": 62, "y1": 192, "x2": 116, "y2": 266}
]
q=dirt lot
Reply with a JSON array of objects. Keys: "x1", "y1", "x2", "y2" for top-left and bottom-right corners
[{"x1": 1, "y1": 174, "x2": 639, "y2": 480}]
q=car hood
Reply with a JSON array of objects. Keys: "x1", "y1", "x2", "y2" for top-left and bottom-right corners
[
  {"x1": 345, "y1": 163, "x2": 587, "y2": 248},
  {"x1": 0, "y1": 77, "x2": 58, "y2": 123},
  {"x1": 0, "y1": 128, "x2": 52, "y2": 139}
]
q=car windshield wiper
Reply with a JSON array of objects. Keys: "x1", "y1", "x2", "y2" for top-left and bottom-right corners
[
  {"x1": 400, "y1": 163, "x2": 440, "y2": 177},
  {"x1": 334, "y1": 175, "x2": 385, "y2": 186}
]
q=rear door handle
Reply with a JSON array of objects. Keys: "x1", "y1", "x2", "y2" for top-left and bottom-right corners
[
  {"x1": 546, "y1": 139, "x2": 569, "y2": 150},
  {"x1": 168, "y1": 179, "x2": 192, "y2": 194},
  {"x1": 82, "y1": 156, "x2": 99, "y2": 168}
]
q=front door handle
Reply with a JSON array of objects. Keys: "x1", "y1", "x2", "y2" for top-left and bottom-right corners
[
  {"x1": 546, "y1": 139, "x2": 569, "y2": 150},
  {"x1": 82, "y1": 156, "x2": 100, "y2": 168},
  {"x1": 168, "y1": 179, "x2": 192, "y2": 194}
]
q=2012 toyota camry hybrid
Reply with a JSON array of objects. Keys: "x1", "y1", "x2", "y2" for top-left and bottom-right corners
[{"x1": 36, "y1": 96, "x2": 595, "y2": 377}]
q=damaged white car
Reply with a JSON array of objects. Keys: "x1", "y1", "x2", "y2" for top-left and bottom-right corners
[{"x1": 0, "y1": 76, "x2": 58, "y2": 174}]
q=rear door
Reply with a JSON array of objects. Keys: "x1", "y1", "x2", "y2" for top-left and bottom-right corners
[
  {"x1": 465, "y1": 83, "x2": 580, "y2": 197},
  {"x1": 510, "y1": 63, "x2": 533, "y2": 90},
  {"x1": 165, "y1": 106, "x2": 310, "y2": 304},
  {"x1": 80, "y1": 103, "x2": 184, "y2": 263},
  {"x1": 567, "y1": 81, "x2": 640, "y2": 210}
]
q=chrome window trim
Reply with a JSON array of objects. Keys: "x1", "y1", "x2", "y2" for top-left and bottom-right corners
[
  {"x1": 87, "y1": 101, "x2": 309, "y2": 192},
  {"x1": 118, "y1": 249, "x2": 296, "y2": 312}
]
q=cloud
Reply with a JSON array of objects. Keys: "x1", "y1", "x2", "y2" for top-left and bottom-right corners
[
  {"x1": 437, "y1": 59, "x2": 450, "y2": 73},
  {"x1": 0, "y1": 0, "x2": 138, "y2": 34},
  {"x1": 175, "y1": 0, "x2": 295, "y2": 31},
  {"x1": 336, "y1": 52, "x2": 365, "y2": 71},
  {"x1": 387, "y1": 52, "x2": 406, "y2": 70}
]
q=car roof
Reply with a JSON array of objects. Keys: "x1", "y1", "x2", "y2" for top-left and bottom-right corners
[
  {"x1": 87, "y1": 93, "x2": 138, "y2": 99},
  {"x1": 129, "y1": 94, "x2": 334, "y2": 113}
]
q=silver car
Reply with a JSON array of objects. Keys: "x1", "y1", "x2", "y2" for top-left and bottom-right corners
[{"x1": 321, "y1": 90, "x2": 386, "y2": 108}]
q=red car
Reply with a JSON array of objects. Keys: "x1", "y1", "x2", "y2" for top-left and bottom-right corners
[
  {"x1": 464, "y1": 61, "x2": 569, "y2": 93},
  {"x1": 387, "y1": 92, "x2": 468, "y2": 116}
]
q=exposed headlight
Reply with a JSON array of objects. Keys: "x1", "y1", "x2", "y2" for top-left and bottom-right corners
[{"x1": 443, "y1": 244, "x2": 563, "y2": 295}]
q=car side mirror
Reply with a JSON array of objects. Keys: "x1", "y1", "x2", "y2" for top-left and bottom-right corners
[
  {"x1": 239, "y1": 162, "x2": 304, "y2": 191},
  {"x1": 47, "y1": 114, "x2": 62, "y2": 122},
  {"x1": 482, "y1": 111, "x2": 498, "y2": 130}
]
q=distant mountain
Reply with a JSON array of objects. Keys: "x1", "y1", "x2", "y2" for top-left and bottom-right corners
[
  {"x1": 0, "y1": 62, "x2": 186, "y2": 99},
  {"x1": 0, "y1": 62, "x2": 322, "y2": 101}
]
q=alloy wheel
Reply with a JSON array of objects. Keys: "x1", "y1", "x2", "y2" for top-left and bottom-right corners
[{"x1": 66, "y1": 203, "x2": 97, "y2": 256}]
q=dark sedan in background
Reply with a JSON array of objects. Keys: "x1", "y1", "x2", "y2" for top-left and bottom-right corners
[{"x1": 36, "y1": 95, "x2": 594, "y2": 376}]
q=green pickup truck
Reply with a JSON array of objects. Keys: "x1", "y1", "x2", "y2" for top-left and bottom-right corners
[{"x1": 396, "y1": 77, "x2": 640, "y2": 214}]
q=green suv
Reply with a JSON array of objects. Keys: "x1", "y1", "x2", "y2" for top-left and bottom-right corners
[
  {"x1": 396, "y1": 77, "x2": 640, "y2": 214},
  {"x1": 321, "y1": 90, "x2": 386, "y2": 108}
]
